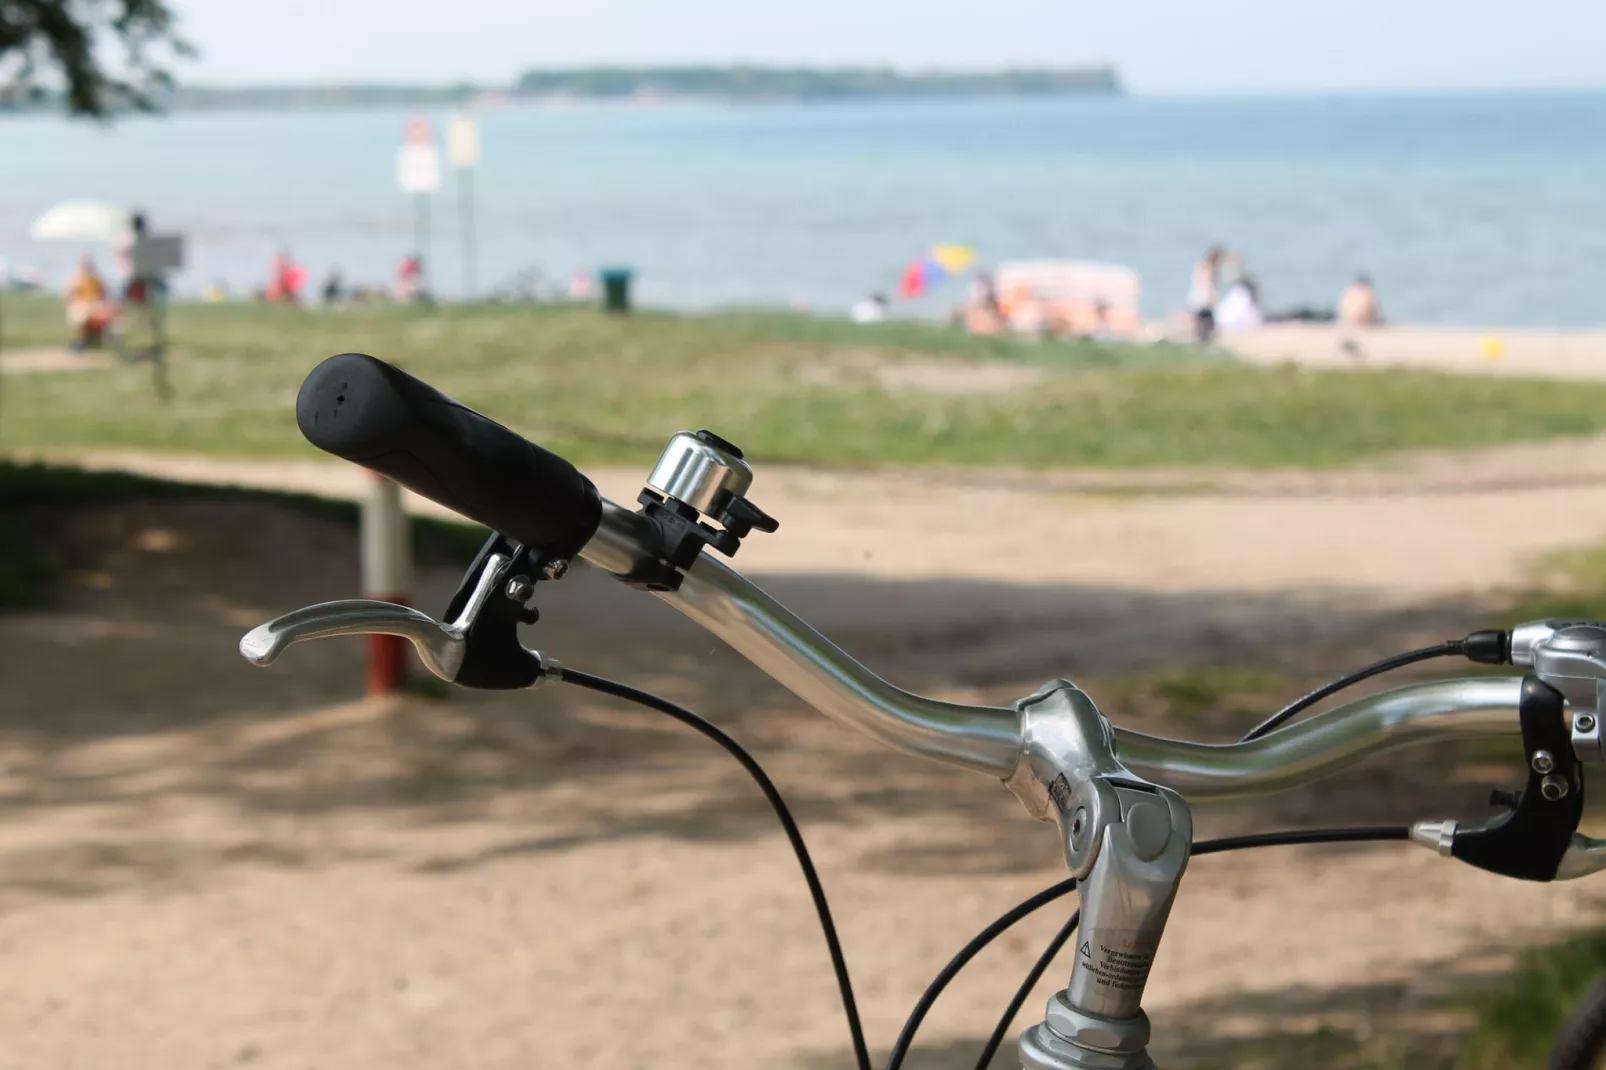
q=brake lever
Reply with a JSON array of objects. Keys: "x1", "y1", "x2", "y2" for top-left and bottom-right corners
[
  {"x1": 1411, "y1": 675, "x2": 1585, "y2": 881},
  {"x1": 240, "y1": 598, "x2": 473, "y2": 680},
  {"x1": 240, "y1": 540, "x2": 558, "y2": 689}
]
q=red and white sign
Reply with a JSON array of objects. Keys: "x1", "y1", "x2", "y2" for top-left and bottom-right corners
[{"x1": 396, "y1": 116, "x2": 441, "y2": 194}]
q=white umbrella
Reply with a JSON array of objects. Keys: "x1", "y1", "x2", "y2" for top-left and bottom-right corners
[{"x1": 29, "y1": 200, "x2": 130, "y2": 242}]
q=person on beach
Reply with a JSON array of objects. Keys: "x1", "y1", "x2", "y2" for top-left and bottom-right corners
[
  {"x1": 113, "y1": 210, "x2": 147, "y2": 299},
  {"x1": 1186, "y1": 245, "x2": 1225, "y2": 342},
  {"x1": 850, "y1": 292, "x2": 889, "y2": 323},
  {"x1": 267, "y1": 251, "x2": 307, "y2": 304},
  {"x1": 322, "y1": 269, "x2": 345, "y2": 306},
  {"x1": 959, "y1": 271, "x2": 1007, "y2": 334},
  {"x1": 64, "y1": 254, "x2": 109, "y2": 351},
  {"x1": 1339, "y1": 274, "x2": 1383, "y2": 326},
  {"x1": 1215, "y1": 275, "x2": 1265, "y2": 334},
  {"x1": 395, "y1": 254, "x2": 425, "y2": 302}
]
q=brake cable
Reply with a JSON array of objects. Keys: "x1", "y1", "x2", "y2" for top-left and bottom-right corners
[
  {"x1": 1240, "y1": 630, "x2": 1509, "y2": 742},
  {"x1": 549, "y1": 646, "x2": 1491, "y2": 1070},
  {"x1": 562, "y1": 659, "x2": 1418, "y2": 1070},
  {"x1": 557, "y1": 668, "x2": 873, "y2": 1070}
]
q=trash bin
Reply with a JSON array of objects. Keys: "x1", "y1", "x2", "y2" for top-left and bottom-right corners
[{"x1": 599, "y1": 267, "x2": 633, "y2": 314}]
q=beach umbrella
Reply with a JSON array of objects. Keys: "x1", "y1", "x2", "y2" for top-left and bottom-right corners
[
  {"x1": 28, "y1": 200, "x2": 130, "y2": 242},
  {"x1": 899, "y1": 243, "x2": 978, "y2": 298}
]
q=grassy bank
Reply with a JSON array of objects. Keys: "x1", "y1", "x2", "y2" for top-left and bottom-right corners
[{"x1": 7, "y1": 296, "x2": 1606, "y2": 469}]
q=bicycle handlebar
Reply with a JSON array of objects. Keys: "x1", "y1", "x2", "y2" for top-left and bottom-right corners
[
  {"x1": 298, "y1": 354, "x2": 602, "y2": 560},
  {"x1": 573, "y1": 476, "x2": 1525, "y2": 794},
  {"x1": 294, "y1": 355, "x2": 1525, "y2": 797}
]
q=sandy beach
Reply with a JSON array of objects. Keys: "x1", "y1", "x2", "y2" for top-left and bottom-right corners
[{"x1": 1219, "y1": 323, "x2": 1606, "y2": 380}]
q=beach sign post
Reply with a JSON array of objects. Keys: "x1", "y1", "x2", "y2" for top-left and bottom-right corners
[
  {"x1": 447, "y1": 112, "x2": 481, "y2": 298},
  {"x1": 397, "y1": 116, "x2": 441, "y2": 288}
]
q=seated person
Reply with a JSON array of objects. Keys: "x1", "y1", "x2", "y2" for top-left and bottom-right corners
[
  {"x1": 1338, "y1": 274, "x2": 1383, "y2": 326},
  {"x1": 64, "y1": 255, "x2": 109, "y2": 351}
]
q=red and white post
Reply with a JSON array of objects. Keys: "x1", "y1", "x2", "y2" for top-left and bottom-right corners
[{"x1": 362, "y1": 472, "x2": 412, "y2": 695}]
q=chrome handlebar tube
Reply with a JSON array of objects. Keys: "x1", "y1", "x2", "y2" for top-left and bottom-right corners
[{"x1": 576, "y1": 500, "x2": 1524, "y2": 795}]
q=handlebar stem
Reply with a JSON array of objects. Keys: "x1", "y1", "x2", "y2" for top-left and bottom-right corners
[{"x1": 1009, "y1": 681, "x2": 1189, "y2": 1070}]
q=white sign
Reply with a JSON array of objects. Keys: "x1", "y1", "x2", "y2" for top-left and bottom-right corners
[
  {"x1": 132, "y1": 233, "x2": 185, "y2": 276},
  {"x1": 397, "y1": 143, "x2": 441, "y2": 193},
  {"x1": 447, "y1": 113, "x2": 481, "y2": 169}
]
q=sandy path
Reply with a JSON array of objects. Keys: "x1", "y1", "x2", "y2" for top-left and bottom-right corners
[
  {"x1": 8, "y1": 441, "x2": 1606, "y2": 1068},
  {"x1": 0, "y1": 347, "x2": 113, "y2": 374},
  {"x1": 0, "y1": 683, "x2": 1593, "y2": 1070},
  {"x1": 21, "y1": 433, "x2": 1606, "y2": 601}
]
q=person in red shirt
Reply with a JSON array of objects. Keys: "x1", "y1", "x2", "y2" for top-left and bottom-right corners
[
  {"x1": 395, "y1": 254, "x2": 424, "y2": 302},
  {"x1": 266, "y1": 251, "x2": 307, "y2": 304}
]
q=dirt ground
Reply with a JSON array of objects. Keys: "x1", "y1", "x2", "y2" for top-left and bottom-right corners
[{"x1": 6, "y1": 446, "x2": 1606, "y2": 1069}]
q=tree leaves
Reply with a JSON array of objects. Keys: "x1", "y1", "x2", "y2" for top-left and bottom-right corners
[{"x1": 0, "y1": 0, "x2": 193, "y2": 118}]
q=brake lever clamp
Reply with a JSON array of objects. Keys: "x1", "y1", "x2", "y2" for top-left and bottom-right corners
[
  {"x1": 1411, "y1": 674, "x2": 1586, "y2": 881},
  {"x1": 1007, "y1": 680, "x2": 1192, "y2": 1070},
  {"x1": 1526, "y1": 621, "x2": 1606, "y2": 765},
  {"x1": 239, "y1": 532, "x2": 560, "y2": 690}
]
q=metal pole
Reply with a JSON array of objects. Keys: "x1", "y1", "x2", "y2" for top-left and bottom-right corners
[
  {"x1": 414, "y1": 192, "x2": 431, "y2": 291},
  {"x1": 460, "y1": 167, "x2": 476, "y2": 299},
  {"x1": 150, "y1": 279, "x2": 172, "y2": 402}
]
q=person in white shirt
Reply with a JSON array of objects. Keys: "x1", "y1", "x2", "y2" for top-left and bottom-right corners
[
  {"x1": 113, "y1": 211, "x2": 147, "y2": 296},
  {"x1": 850, "y1": 292, "x2": 889, "y2": 323},
  {"x1": 1214, "y1": 276, "x2": 1265, "y2": 334}
]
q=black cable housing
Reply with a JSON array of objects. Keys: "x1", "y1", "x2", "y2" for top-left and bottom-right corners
[
  {"x1": 1239, "y1": 642, "x2": 1467, "y2": 742},
  {"x1": 558, "y1": 668, "x2": 873, "y2": 1070},
  {"x1": 554, "y1": 666, "x2": 1421, "y2": 1070}
]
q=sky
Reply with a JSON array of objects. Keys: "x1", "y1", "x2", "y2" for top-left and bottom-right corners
[{"x1": 173, "y1": 0, "x2": 1604, "y2": 98}]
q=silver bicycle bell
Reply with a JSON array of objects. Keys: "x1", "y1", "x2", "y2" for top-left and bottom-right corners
[{"x1": 646, "y1": 430, "x2": 754, "y2": 516}]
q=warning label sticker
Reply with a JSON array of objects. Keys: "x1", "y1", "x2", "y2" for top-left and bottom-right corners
[{"x1": 1077, "y1": 929, "x2": 1157, "y2": 992}]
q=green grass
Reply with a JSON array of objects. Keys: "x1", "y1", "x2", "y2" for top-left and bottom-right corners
[
  {"x1": 1505, "y1": 540, "x2": 1606, "y2": 622},
  {"x1": 1151, "y1": 666, "x2": 1283, "y2": 721},
  {"x1": 705, "y1": 307, "x2": 1189, "y2": 366},
  {"x1": 6, "y1": 296, "x2": 1606, "y2": 469},
  {"x1": 1460, "y1": 930, "x2": 1606, "y2": 1068},
  {"x1": 0, "y1": 459, "x2": 488, "y2": 609},
  {"x1": 0, "y1": 290, "x2": 71, "y2": 350}
]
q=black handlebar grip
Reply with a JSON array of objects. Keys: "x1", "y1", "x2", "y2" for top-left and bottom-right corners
[{"x1": 297, "y1": 353, "x2": 601, "y2": 560}]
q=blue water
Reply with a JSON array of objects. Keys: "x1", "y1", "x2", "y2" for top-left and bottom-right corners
[{"x1": 2, "y1": 92, "x2": 1604, "y2": 325}]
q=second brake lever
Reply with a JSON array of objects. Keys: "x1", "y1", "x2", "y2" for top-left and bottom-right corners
[{"x1": 240, "y1": 535, "x2": 557, "y2": 689}]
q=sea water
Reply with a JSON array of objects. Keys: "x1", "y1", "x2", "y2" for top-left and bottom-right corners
[{"x1": 2, "y1": 91, "x2": 1602, "y2": 326}]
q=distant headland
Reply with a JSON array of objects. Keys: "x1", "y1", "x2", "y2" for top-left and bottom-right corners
[{"x1": 118, "y1": 65, "x2": 1122, "y2": 112}]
